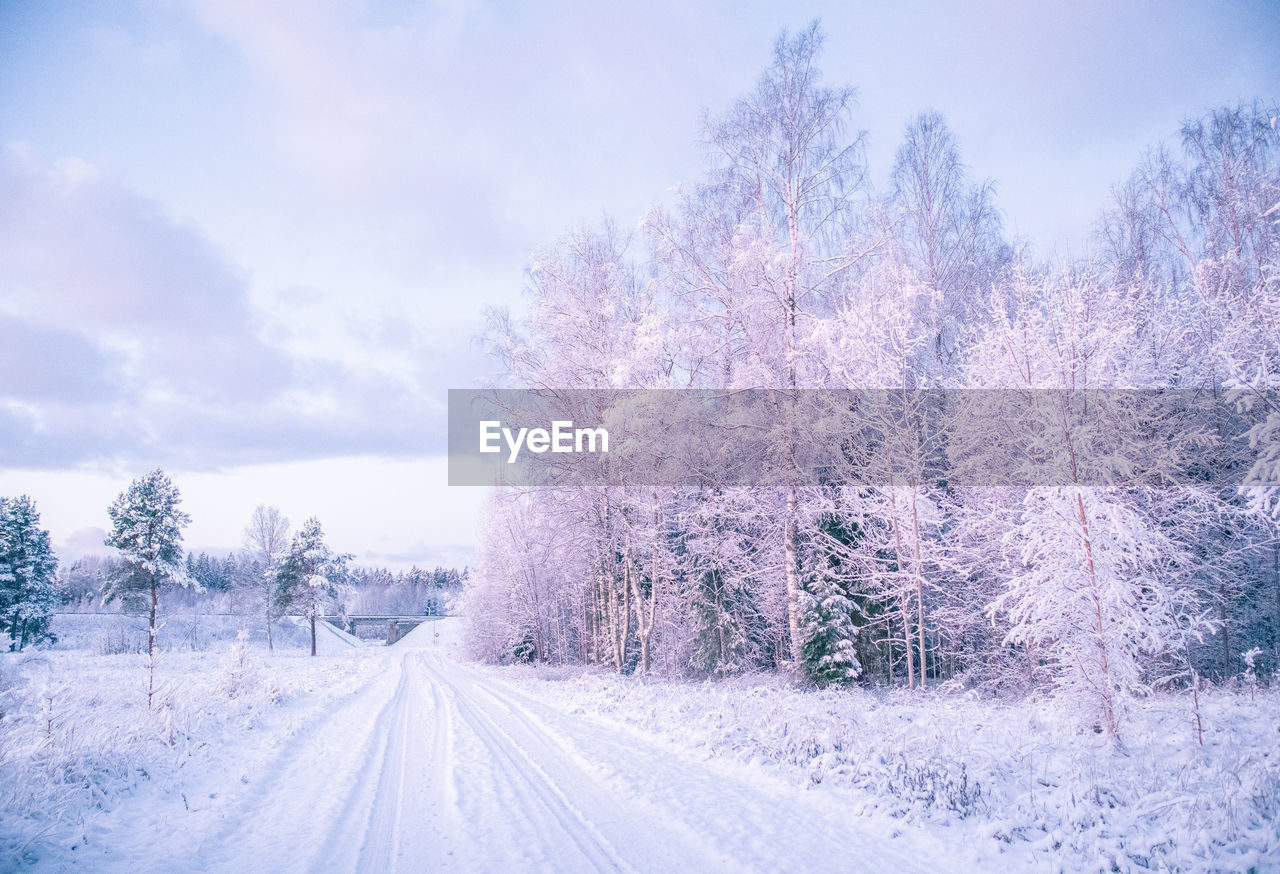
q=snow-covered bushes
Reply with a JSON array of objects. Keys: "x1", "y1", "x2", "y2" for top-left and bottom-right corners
[{"x1": 214, "y1": 630, "x2": 280, "y2": 711}]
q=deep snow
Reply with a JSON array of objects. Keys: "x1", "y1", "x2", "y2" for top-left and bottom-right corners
[{"x1": 1, "y1": 616, "x2": 1275, "y2": 872}]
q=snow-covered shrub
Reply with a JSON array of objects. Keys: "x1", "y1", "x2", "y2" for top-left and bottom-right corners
[
  {"x1": 882, "y1": 754, "x2": 984, "y2": 818},
  {"x1": 215, "y1": 630, "x2": 280, "y2": 710}
]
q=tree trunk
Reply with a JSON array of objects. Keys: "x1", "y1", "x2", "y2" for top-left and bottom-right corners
[
  {"x1": 594, "y1": 570, "x2": 606, "y2": 665},
  {"x1": 618, "y1": 568, "x2": 631, "y2": 672},
  {"x1": 1076, "y1": 491, "x2": 1118, "y2": 738},
  {"x1": 782, "y1": 179, "x2": 804, "y2": 670},
  {"x1": 899, "y1": 596, "x2": 915, "y2": 690},
  {"x1": 148, "y1": 574, "x2": 158, "y2": 659},
  {"x1": 889, "y1": 497, "x2": 916, "y2": 690},
  {"x1": 310, "y1": 613, "x2": 317, "y2": 657},
  {"x1": 784, "y1": 486, "x2": 803, "y2": 667},
  {"x1": 626, "y1": 548, "x2": 658, "y2": 674},
  {"x1": 910, "y1": 475, "x2": 928, "y2": 691},
  {"x1": 147, "y1": 574, "x2": 159, "y2": 710},
  {"x1": 266, "y1": 609, "x2": 274, "y2": 653},
  {"x1": 1218, "y1": 582, "x2": 1230, "y2": 681},
  {"x1": 1274, "y1": 542, "x2": 1280, "y2": 667}
]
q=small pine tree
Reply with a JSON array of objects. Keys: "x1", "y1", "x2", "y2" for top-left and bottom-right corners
[
  {"x1": 0, "y1": 496, "x2": 60, "y2": 650},
  {"x1": 798, "y1": 517, "x2": 863, "y2": 687},
  {"x1": 798, "y1": 577, "x2": 862, "y2": 687},
  {"x1": 275, "y1": 518, "x2": 350, "y2": 656},
  {"x1": 103, "y1": 469, "x2": 194, "y2": 660}
]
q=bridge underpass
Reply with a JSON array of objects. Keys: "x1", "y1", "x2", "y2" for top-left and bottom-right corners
[{"x1": 337, "y1": 614, "x2": 441, "y2": 645}]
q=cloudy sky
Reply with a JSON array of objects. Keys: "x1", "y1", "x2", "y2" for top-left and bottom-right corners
[{"x1": 1, "y1": 0, "x2": 1277, "y2": 568}]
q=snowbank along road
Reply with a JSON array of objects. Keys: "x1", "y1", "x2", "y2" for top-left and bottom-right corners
[{"x1": 69, "y1": 619, "x2": 988, "y2": 873}]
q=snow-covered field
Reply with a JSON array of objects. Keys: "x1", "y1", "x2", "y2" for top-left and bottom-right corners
[
  {"x1": 2, "y1": 616, "x2": 1275, "y2": 872},
  {"x1": 44, "y1": 612, "x2": 334, "y2": 654},
  {"x1": 0, "y1": 616, "x2": 377, "y2": 869}
]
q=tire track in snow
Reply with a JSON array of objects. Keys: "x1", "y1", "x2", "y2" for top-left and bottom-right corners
[
  {"x1": 352, "y1": 657, "x2": 416, "y2": 873},
  {"x1": 108, "y1": 623, "x2": 983, "y2": 873},
  {"x1": 418, "y1": 652, "x2": 735, "y2": 873},
  {"x1": 423, "y1": 657, "x2": 633, "y2": 873},
  {"x1": 192, "y1": 655, "x2": 404, "y2": 873}
]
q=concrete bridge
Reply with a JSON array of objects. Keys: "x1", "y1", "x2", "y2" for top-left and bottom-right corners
[{"x1": 338, "y1": 614, "x2": 439, "y2": 645}]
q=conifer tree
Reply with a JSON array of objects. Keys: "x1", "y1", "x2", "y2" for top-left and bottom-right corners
[
  {"x1": 0, "y1": 496, "x2": 59, "y2": 650},
  {"x1": 797, "y1": 515, "x2": 863, "y2": 687},
  {"x1": 275, "y1": 517, "x2": 350, "y2": 656},
  {"x1": 103, "y1": 469, "x2": 193, "y2": 660}
]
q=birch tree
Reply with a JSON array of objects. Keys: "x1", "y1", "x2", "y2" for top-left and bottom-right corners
[
  {"x1": 889, "y1": 111, "x2": 1005, "y2": 372},
  {"x1": 674, "y1": 21, "x2": 866, "y2": 668},
  {"x1": 965, "y1": 269, "x2": 1212, "y2": 736},
  {"x1": 243, "y1": 504, "x2": 290, "y2": 651}
]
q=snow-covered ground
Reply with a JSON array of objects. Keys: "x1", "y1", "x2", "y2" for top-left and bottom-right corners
[
  {"x1": 2, "y1": 617, "x2": 1275, "y2": 872},
  {"x1": 489, "y1": 665, "x2": 1280, "y2": 872},
  {"x1": 0, "y1": 621, "x2": 379, "y2": 869}
]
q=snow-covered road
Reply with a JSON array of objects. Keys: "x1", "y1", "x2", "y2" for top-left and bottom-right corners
[{"x1": 73, "y1": 621, "x2": 986, "y2": 873}]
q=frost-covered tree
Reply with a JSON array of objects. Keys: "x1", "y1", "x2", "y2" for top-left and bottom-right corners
[
  {"x1": 275, "y1": 517, "x2": 350, "y2": 656},
  {"x1": 103, "y1": 469, "x2": 193, "y2": 659},
  {"x1": 663, "y1": 21, "x2": 868, "y2": 668},
  {"x1": 1105, "y1": 102, "x2": 1280, "y2": 676},
  {"x1": 994, "y1": 487, "x2": 1209, "y2": 736},
  {"x1": 0, "y1": 496, "x2": 59, "y2": 650},
  {"x1": 243, "y1": 505, "x2": 291, "y2": 651},
  {"x1": 682, "y1": 489, "x2": 772, "y2": 676},
  {"x1": 797, "y1": 514, "x2": 863, "y2": 687},
  {"x1": 889, "y1": 111, "x2": 1006, "y2": 370},
  {"x1": 965, "y1": 270, "x2": 1214, "y2": 736},
  {"x1": 815, "y1": 253, "x2": 947, "y2": 689},
  {"x1": 462, "y1": 20, "x2": 1276, "y2": 701}
]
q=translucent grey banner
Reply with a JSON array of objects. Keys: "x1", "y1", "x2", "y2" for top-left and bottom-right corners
[{"x1": 447, "y1": 388, "x2": 1280, "y2": 488}]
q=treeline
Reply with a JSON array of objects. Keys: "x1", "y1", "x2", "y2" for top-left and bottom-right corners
[
  {"x1": 3, "y1": 473, "x2": 465, "y2": 658},
  {"x1": 470, "y1": 23, "x2": 1280, "y2": 737},
  {"x1": 58, "y1": 553, "x2": 464, "y2": 616}
]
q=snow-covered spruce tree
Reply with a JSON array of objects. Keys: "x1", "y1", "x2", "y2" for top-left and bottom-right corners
[
  {"x1": 274, "y1": 517, "x2": 350, "y2": 657},
  {"x1": 103, "y1": 469, "x2": 193, "y2": 660},
  {"x1": 797, "y1": 514, "x2": 862, "y2": 687},
  {"x1": 0, "y1": 496, "x2": 59, "y2": 650}
]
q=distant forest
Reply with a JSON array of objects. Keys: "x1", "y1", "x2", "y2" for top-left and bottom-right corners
[{"x1": 58, "y1": 553, "x2": 465, "y2": 618}]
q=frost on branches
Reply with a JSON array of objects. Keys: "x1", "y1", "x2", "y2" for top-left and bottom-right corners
[
  {"x1": 0, "y1": 496, "x2": 59, "y2": 650},
  {"x1": 103, "y1": 469, "x2": 194, "y2": 661},
  {"x1": 467, "y1": 23, "x2": 1280, "y2": 735},
  {"x1": 274, "y1": 517, "x2": 352, "y2": 656}
]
